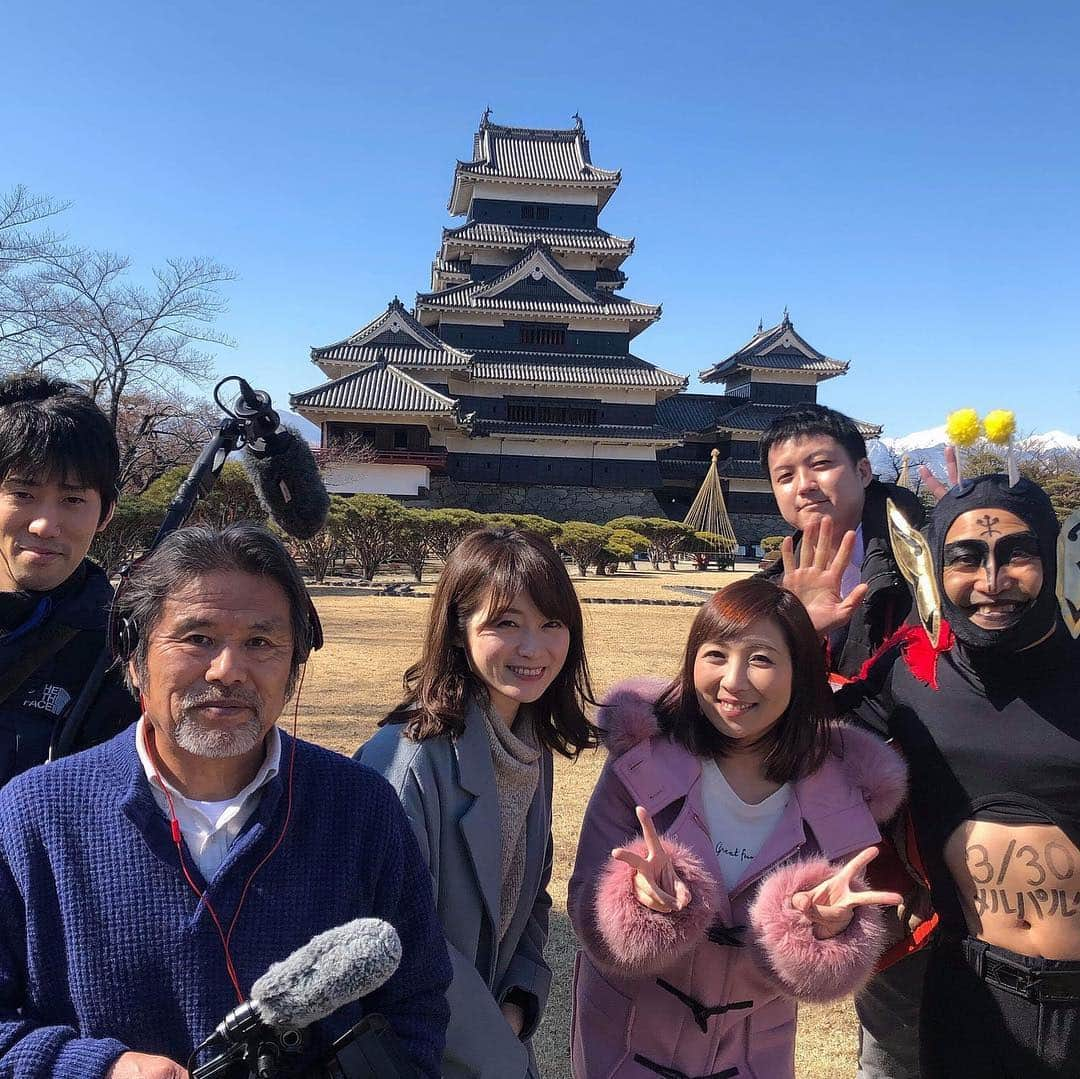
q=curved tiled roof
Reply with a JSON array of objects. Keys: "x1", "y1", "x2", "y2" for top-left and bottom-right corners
[
  {"x1": 659, "y1": 457, "x2": 764, "y2": 480},
  {"x1": 656, "y1": 393, "x2": 734, "y2": 433},
  {"x1": 466, "y1": 349, "x2": 685, "y2": 388},
  {"x1": 312, "y1": 298, "x2": 472, "y2": 366},
  {"x1": 703, "y1": 351, "x2": 848, "y2": 380},
  {"x1": 312, "y1": 344, "x2": 471, "y2": 370},
  {"x1": 291, "y1": 362, "x2": 458, "y2": 414},
  {"x1": 709, "y1": 401, "x2": 881, "y2": 437},
  {"x1": 420, "y1": 290, "x2": 660, "y2": 318},
  {"x1": 442, "y1": 221, "x2": 633, "y2": 257},
  {"x1": 449, "y1": 118, "x2": 621, "y2": 214},
  {"x1": 416, "y1": 261, "x2": 660, "y2": 320},
  {"x1": 700, "y1": 314, "x2": 848, "y2": 384}
]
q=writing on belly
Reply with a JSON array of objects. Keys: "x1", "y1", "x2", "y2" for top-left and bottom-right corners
[
  {"x1": 968, "y1": 837, "x2": 1079, "y2": 922},
  {"x1": 945, "y1": 821, "x2": 1080, "y2": 958}
]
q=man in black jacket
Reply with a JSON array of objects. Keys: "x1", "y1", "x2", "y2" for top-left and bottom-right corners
[
  {"x1": 760, "y1": 403, "x2": 925, "y2": 1077},
  {"x1": 0, "y1": 375, "x2": 137, "y2": 786},
  {"x1": 761, "y1": 404, "x2": 925, "y2": 677}
]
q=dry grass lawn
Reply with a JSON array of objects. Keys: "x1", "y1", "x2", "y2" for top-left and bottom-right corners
[{"x1": 297, "y1": 564, "x2": 858, "y2": 1077}]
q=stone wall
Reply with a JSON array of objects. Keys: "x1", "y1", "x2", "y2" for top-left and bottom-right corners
[
  {"x1": 422, "y1": 476, "x2": 665, "y2": 522},
  {"x1": 729, "y1": 513, "x2": 792, "y2": 547}
]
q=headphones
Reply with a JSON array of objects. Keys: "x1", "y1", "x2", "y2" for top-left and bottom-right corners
[{"x1": 109, "y1": 592, "x2": 324, "y2": 664}]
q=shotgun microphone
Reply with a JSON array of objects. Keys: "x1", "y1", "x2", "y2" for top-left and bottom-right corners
[
  {"x1": 232, "y1": 379, "x2": 330, "y2": 540},
  {"x1": 214, "y1": 918, "x2": 402, "y2": 1042},
  {"x1": 191, "y1": 919, "x2": 403, "y2": 1078}
]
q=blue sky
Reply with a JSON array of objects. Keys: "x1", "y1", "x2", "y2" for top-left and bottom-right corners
[{"x1": 6, "y1": 1, "x2": 1078, "y2": 438}]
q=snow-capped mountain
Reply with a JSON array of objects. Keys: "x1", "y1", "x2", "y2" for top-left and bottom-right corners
[
  {"x1": 869, "y1": 428, "x2": 1080, "y2": 480},
  {"x1": 279, "y1": 410, "x2": 321, "y2": 446}
]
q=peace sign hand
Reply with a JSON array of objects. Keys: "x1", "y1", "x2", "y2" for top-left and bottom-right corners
[
  {"x1": 611, "y1": 806, "x2": 692, "y2": 914},
  {"x1": 791, "y1": 847, "x2": 903, "y2": 940},
  {"x1": 780, "y1": 516, "x2": 868, "y2": 637}
]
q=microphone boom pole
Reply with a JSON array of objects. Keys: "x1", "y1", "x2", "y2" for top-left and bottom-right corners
[{"x1": 51, "y1": 377, "x2": 313, "y2": 761}]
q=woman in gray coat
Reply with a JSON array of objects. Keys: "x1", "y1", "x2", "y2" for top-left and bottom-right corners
[{"x1": 357, "y1": 528, "x2": 596, "y2": 1078}]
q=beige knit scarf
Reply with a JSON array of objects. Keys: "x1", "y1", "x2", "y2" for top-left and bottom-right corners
[{"x1": 479, "y1": 698, "x2": 541, "y2": 940}]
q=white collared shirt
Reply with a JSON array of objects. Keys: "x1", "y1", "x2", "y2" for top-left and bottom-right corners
[
  {"x1": 840, "y1": 524, "x2": 865, "y2": 600},
  {"x1": 135, "y1": 718, "x2": 281, "y2": 881}
]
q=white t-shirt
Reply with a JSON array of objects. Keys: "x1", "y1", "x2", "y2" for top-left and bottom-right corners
[{"x1": 700, "y1": 758, "x2": 792, "y2": 892}]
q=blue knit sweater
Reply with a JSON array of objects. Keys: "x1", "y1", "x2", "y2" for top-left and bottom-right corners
[{"x1": 0, "y1": 726, "x2": 451, "y2": 1078}]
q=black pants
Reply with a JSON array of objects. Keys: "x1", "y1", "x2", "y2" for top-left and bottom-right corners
[{"x1": 921, "y1": 937, "x2": 1080, "y2": 1078}]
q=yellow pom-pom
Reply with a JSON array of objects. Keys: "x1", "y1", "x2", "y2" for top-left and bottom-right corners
[
  {"x1": 945, "y1": 408, "x2": 981, "y2": 447},
  {"x1": 983, "y1": 409, "x2": 1016, "y2": 445}
]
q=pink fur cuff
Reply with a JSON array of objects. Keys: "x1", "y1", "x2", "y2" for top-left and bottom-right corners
[
  {"x1": 748, "y1": 857, "x2": 888, "y2": 1002},
  {"x1": 592, "y1": 837, "x2": 721, "y2": 977}
]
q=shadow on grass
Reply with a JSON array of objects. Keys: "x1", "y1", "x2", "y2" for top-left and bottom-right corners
[{"x1": 533, "y1": 908, "x2": 575, "y2": 1079}]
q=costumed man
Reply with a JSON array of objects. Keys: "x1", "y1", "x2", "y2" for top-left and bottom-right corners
[
  {"x1": 760, "y1": 402, "x2": 927, "y2": 1078},
  {"x1": 0, "y1": 524, "x2": 451, "y2": 1079},
  {"x1": 833, "y1": 475, "x2": 1080, "y2": 1077},
  {"x1": 0, "y1": 374, "x2": 138, "y2": 786}
]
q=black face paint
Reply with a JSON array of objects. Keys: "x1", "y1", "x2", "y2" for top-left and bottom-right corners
[
  {"x1": 943, "y1": 533, "x2": 1040, "y2": 572},
  {"x1": 926, "y1": 475, "x2": 1060, "y2": 654}
]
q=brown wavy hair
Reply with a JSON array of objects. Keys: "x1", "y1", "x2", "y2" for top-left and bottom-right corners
[
  {"x1": 655, "y1": 577, "x2": 831, "y2": 783},
  {"x1": 382, "y1": 528, "x2": 597, "y2": 757}
]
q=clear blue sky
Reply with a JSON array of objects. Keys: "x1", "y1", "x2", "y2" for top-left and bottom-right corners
[{"x1": 6, "y1": 1, "x2": 1078, "y2": 438}]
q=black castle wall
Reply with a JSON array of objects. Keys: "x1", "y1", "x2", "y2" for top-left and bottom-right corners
[
  {"x1": 468, "y1": 199, "x2": 598, "y2": 229},
  {"x1": 447, "y1": 451, "x2": 660, "y2": 488},
  {"x1": 437, "y1": 321, "x2": 630, "y2": 355},
  {"x1": 455, "y1": 395, "x2": 654, "y2": 427}
]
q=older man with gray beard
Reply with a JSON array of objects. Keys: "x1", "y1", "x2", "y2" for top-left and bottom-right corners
[{"x1": 0, "y1": 524, "x2": 450, "y2": 1079}]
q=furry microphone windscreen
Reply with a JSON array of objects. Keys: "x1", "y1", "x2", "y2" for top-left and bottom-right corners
[
  {"x1": 250, "y1": 918, "x2": 403, "y2": 1030},
  {"x1": 242, "y1": 425, "x2": 331, "y2": 540}
]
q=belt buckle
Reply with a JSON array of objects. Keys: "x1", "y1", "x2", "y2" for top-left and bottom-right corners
[{"x1": 984, "y1": 956, "x2": 1036, "y2": 1000}]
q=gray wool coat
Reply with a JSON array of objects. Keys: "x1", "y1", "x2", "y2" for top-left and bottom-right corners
[{"x1": 357, "y1": 699, "x2": 553, "y2": 1079}]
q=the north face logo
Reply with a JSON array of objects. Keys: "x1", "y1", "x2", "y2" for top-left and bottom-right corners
[{"x1": 23, "y1": 684, "x2": 72, "y2": 716}]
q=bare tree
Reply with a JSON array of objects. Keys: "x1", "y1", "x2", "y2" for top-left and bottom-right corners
[
  {"x1": 0, "y1": 186, "x2": 238, "y2": 493},
  {"x1": 0, "y1": 185, "x2": 70, "y2": 361},
  {"x1": 114, "y1": 388, "x2": 219, "y2": 495},
  {"x1": 26, "y1": 249, "x2": 236, "y2": 430}
]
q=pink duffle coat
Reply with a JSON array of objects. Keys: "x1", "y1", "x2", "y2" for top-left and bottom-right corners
[{"x1": 568, "y1": 677, "x2": 908, "y2": 1079}]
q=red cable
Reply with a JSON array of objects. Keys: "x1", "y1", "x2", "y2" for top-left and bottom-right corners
[{"x1": 142, "y1": 663, "x2": 305, "y2": 1004}]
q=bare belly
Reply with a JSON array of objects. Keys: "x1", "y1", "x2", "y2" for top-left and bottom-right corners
[{"x1": 945, "y1": 821, "x2": 1080, "y2": 959}]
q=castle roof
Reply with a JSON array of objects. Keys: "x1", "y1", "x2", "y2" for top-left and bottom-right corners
[
  {"x1": 655, "y1": 393, "x2": 738, "y2": 433},
  {"x1": 659, "y1": 457, "x2": 766, "y2": 482},
  {"x1": 416, "y1": 242, "x2": 659, "y2": 332},
  {"x1": 291, "y1": 359, "x2": 459, "y2": 415},
  {"x1": 656, "y1": 394, "x2": 881, "y2": 438},
  {"x1": 311, "y1": 298, "x2": 472, "y2": 370},
  {"x1": 441, "y1": 221, "x2": 633, "y2": 261},
  {"x1": 449, "y1": 113, "x2": 621, "y2": 215},
  {"x1": 465, "y1": 349, "x2": 685, "y2": 389},
  {"x1": 700, "y1": 312, "x2": 849, "y2": 384}
]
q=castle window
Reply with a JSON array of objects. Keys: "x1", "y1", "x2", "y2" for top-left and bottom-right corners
[
  {"x1": 393, "y1": 429, "x2": 409, "y2": 449},
  {"x1": 521, "y1": 205, "x2": 535, "y2": 220},
  {"x1": 535, "y1": 205, "x2": 549, "y2": 221},
  {"x1": 506, "y1": 400, "x2": 598, "y2": 426},
  {"x1": 518, "y1": 323, "x2": 566, "y2": 348}
]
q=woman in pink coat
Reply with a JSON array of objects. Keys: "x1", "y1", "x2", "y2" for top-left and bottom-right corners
[{"x1": 568, "y1": 578, "x2": 908, "y2": 1078}]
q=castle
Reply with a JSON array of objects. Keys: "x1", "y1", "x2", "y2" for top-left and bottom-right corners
[{"x1": 291, "y1": 112, "x2": 878, "y2": 546}]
